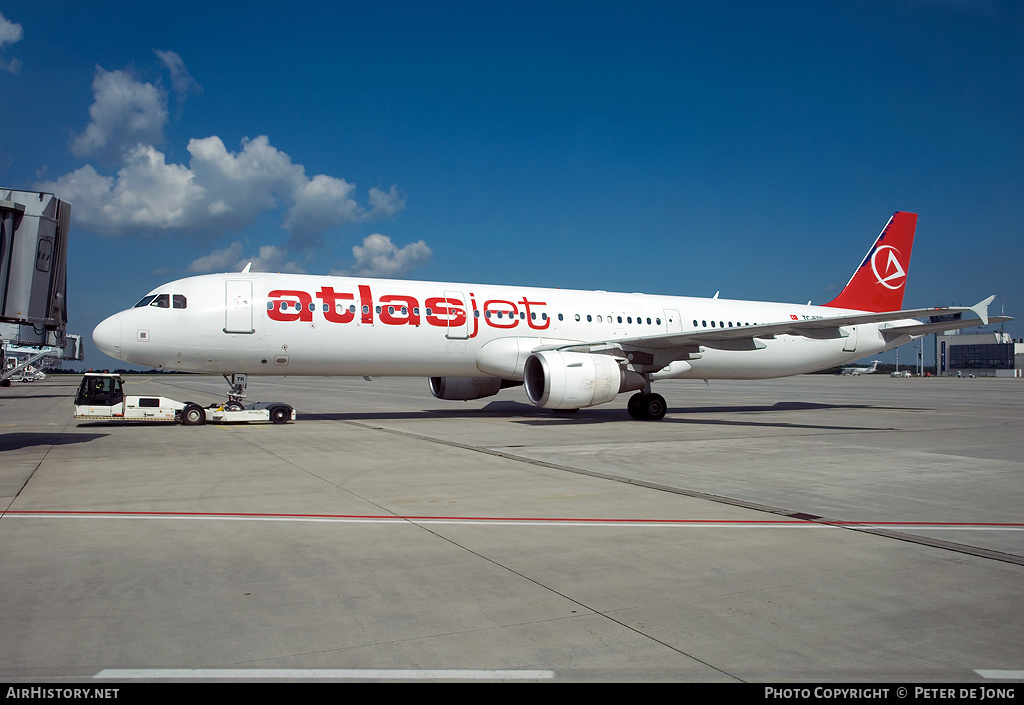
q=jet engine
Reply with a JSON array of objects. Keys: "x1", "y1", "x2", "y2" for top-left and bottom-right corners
[
  {"x1": 523, "y1": 351, "x2": 646, "y2": 410},
  {"x1": 428, "y1": 376, "x2": 519, "y2": 401}
]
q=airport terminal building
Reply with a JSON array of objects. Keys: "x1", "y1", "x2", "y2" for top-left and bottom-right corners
[{"x1": 935, "y1": 330, "x2": 1024, "y2": 377}]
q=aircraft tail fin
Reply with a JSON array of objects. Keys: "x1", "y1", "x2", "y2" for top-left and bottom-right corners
[{"x1": 824, "y1": 212, "x2": 917, "y2": 312}]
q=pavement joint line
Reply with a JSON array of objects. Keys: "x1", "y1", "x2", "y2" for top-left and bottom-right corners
[{"x1": 340, "y1": 420, "x2": 1024, "y2": 568}]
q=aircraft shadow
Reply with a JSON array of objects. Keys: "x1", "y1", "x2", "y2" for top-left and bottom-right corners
[
  {"x1": 0, "y1": 393, "x2": 78, "y2": 400},
  {"x1": 0, "y1": 432, "x2": 108, "y2": 451},
  {"x1": 300, "y1": 400, "x2": 905, "y2": 432}
]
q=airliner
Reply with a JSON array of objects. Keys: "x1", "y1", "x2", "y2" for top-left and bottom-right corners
[
  {"x1": 92, "y1": 212, "x2": 1007, "y2": 420},
  {"x1": 839, "y1": 360, "x2": 880, "y2": 375}
]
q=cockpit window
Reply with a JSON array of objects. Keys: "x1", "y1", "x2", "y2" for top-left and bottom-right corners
[{"x1": 132, "y1": 293, "x2": 185, "y2": 309}]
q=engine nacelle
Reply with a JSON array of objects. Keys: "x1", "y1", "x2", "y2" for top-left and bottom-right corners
[
  {"x1": 428, "y1": 376, "x2": 510, "y2": 401},
  {"x1": 523, "y1": 351, "x2": 646, "y2": 410}
]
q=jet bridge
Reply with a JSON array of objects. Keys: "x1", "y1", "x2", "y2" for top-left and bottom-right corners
[{"x1": 1, "y1": 189, "x2": 81, "y2": 386}]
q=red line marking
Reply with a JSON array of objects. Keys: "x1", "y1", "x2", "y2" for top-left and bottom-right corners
[{"x1": 2, "y1": 510, "x2": 1022, "y2": 527}]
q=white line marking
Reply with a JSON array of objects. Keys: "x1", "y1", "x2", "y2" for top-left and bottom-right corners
[
  {"x1": 94, "y1": 668, "x2": 555, "y2": 680},
  {"x1": 975, "y1": 669, "x2": 1024, "y2": 679}
]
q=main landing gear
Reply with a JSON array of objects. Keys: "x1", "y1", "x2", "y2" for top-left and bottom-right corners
[{"x1": 627, "y1": 391, "x2": 667, "y2": 421}]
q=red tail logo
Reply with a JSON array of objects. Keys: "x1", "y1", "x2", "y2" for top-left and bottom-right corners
[{"x1": 825, "y1": 212, "x2": 917, "y2": 312}]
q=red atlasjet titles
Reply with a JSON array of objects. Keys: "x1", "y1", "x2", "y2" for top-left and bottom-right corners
[{"x1": 266, "y1": 285, "x2": 551, "y2": 338}]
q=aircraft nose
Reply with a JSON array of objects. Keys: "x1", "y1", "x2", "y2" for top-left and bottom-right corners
[{"x1": 93, "y1": 314, "x2": 122, "y2": 359}]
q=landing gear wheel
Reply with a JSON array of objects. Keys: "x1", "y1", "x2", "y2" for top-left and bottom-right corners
[
  {"x1": 627, "y1": 392, "x2": 667, "y2": 420},
  {"x1": 225, "y1": 400, "x2": 245, "y2": 411},
  {"x1": 181, "y1": 403, "x2": 207, "y2": 426},
  {"x1": 641, "y1": 393, "x2": 667, "y2": 421},
  {"x1": 627, "y1": 392, "x2": 645, "y2": 420}
]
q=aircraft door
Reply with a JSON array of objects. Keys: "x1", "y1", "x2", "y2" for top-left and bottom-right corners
[
  {"x1": 443, "y1": 289, "x2": 469, "y2": 340},
  {"x1": 225, "y1": 280, "x2": 255, "y2": 334},
  {"x1": 843, "y1": 325, "x2": 858, "y2": 352},
  {"x1": 664, "y1": 309, "x2": 683, "y2": 333}
]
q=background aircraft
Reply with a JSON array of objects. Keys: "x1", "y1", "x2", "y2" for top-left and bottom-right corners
[{"x1": 840, "y1": 360, "x2": 881, "y2": 375}]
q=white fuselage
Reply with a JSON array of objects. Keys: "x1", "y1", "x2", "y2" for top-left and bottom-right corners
[{"x1": 93, "y1": 273, "x2": 912, "y2": 380}]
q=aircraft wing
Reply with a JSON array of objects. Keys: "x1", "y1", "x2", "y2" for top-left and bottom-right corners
[
  {"x1": 537, "y1": 296, "x2": 1007, "y2": 359},
  {"x1": 878, "y1": 315, "x2": 1011, "y2": 341}
]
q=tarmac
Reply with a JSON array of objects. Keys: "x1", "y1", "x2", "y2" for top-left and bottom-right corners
[{"x1": 1, "y1": 373, "x2": 1021, "y2": 683}]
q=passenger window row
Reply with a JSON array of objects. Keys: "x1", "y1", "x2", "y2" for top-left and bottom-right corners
[
  {"x1": 556, "y1": 313, "x2": 663, "y2": 326},
  {"x1": 694, "y1": 319, "x2": 756, "y2": 328},
  {"x1": 261, "y1": 299, "x2": 763, "y2": 331}
]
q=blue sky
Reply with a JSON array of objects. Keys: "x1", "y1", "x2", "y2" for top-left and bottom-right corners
[{"x1": 1, "y1": 1, "x2": 1020, "y2": 369}]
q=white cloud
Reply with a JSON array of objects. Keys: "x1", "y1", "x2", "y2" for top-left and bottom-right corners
[
  {"x1": 186, "y1": 241, "x2": 242, "y2": 273},
  {"x1": 340, "y1": 233, "x2": 432, "y2": 278},
  {"x1": 40, "y1": 144, "x2": 197, "y2": 235},
  {"x1": 39, "y1": 52, "x2": 416, "y2": 277},
  {"x1": 40, "y1": 135, "x2": 401, "y2": 242},
  {"x1": 368, "y1": 185, "x2": 406, "y2": 217},
  {"x1": 154, "y1": 49, "x2": 201, "y2": 102},
  {"x1": 0, "y1": 11, "x2": 24, "y2": 74},
  {"x1": 71, "y1": 66, "x2": 168, "y2": 161},
  {"x1": 283, "y1": 174, "x2": 363, "y2": 249},
  {"x1": 238, "y1": 245, "x2": 306, "y2": 274},
  {"x1": 187, "y1": 241, "x2": 307, "y2": 274}
]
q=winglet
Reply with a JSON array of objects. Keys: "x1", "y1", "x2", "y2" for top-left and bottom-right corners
[
  {"x1": 241, "y1": 262, "x2": 252, "y2": 273},
  {"x1": 824, "y1": 212, "x2": 917, "y2": 312},
  {"x1": 970, "y1": 295, "x2": 996, "y2": 326}
]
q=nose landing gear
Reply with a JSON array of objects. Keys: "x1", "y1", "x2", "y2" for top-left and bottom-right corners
[{"x1": 224, "y1": 373, "x2": 247, "y2": 405}]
